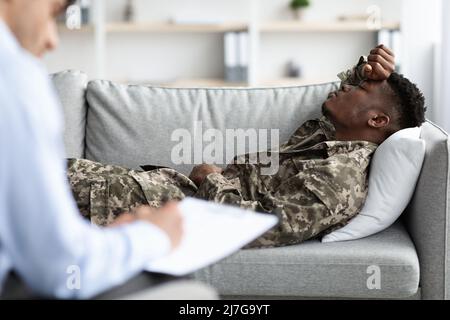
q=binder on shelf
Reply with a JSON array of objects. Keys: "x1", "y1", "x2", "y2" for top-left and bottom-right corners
[
  {"x1": 224, "y1": 31, "x2": 249, "y2": 83},
  {"x1": 237, "y1": 32, "x2": 249, "y2": 83}
]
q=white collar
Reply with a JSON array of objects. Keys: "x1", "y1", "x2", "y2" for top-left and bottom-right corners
[{"x1": 0, "y1": 18, "x2": 20, "y2": 54}]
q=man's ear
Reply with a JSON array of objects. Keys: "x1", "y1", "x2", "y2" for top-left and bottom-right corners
[{"x1": 367, "y1": 112, "x2": 390, "y2": 129}]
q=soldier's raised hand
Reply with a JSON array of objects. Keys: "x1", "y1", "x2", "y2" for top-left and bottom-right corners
[{"x1": 362, "y1": 44, "x2": 396, "y2": 81}]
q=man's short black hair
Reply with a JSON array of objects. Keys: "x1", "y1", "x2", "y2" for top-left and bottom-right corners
[{"x1": 386, "y1": 72, "x2": 426, "y2": 129}]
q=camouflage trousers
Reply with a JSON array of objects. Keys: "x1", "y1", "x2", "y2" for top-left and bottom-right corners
[{"x1": 67, "y1": 159, "x2": 197, "y2": 226}]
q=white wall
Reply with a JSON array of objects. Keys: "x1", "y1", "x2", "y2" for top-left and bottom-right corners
[
  {"x1": 106, "y1": 33, "x2": 225, "y2": 82},
  {"x1": 400, "y1": 0, "x2": 442, "y2": 123},
  {"x1": 436, "y1": 0, "x2": 450, "y2": 131},
  {"x1": 44, "y1": 0, "x2": 402, "y2": 83},
  {"x1": 259, "y1": 32, "x2": 376, "y2": 81},
  {"x1": 45, "y1": 31, "x2": 97, "y2": 76}
]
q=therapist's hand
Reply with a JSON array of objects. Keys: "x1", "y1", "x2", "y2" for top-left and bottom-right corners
[
  {"x1": 136, "y1": 202, "x2": 183, "y2": 250},
  {"x1": 111, "y1": 202, "x2": 184, "y2": 250},
  {"x1": 110, "y1": 213, "x2": 136, "y2": 226}
]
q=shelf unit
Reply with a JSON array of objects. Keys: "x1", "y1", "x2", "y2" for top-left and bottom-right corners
[
  {"x1": 64, "y1": 0, "x2": 400, "y2": 87},
  {"x1": 63, "y1": 21, "x2": 400, "y2": 34}
]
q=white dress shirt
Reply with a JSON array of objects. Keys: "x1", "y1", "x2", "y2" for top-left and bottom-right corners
[{"x1": 0, "y1": 20, "x2": 171, "y2": 299}]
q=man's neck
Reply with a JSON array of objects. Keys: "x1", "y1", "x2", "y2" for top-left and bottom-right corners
[{"x1": 335, "y1": 128, "x2": 381, "y2": 145}]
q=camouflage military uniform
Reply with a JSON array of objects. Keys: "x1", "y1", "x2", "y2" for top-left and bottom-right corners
[{"x1": 67, "y1": 57, "x2": 378, "y2": 248}]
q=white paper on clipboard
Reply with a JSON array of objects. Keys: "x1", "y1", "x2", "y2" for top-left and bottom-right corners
[{"x1": 145, "y1": 198, "x2": 278, "y2": 276}]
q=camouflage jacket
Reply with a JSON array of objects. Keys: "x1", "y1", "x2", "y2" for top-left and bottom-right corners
[{"x1": 195, "y1": 116, "x2": 378, "y2": 248}]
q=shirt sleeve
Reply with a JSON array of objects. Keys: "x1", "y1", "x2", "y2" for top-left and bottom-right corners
[
  {"x1": 0, "y1": 66, "x2": 171, "y2": 299},
  {"x1": 337, "y1": 55, "x2": 369, "y2": 87}
]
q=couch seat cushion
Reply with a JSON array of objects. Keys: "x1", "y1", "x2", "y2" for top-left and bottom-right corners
[{"x1": 193, "y1": 221, "x2": 419, "y2": 298}]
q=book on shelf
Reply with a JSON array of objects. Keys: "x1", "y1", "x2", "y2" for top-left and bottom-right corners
[{"x1": 237, "y1": 32, "x2": 249, "y2": 83}]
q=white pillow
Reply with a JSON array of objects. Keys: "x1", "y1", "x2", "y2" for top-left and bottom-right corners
[{"x1": 321, "y1": 127, "x2": 426, "y2": 243}]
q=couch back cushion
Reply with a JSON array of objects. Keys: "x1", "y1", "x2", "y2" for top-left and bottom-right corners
[
  {"x1": 85, "y1": 81, "x2": 339, "y2": 174},
  {"x1": 51, "y1": 70, "x2": 88, "y2": 158}
]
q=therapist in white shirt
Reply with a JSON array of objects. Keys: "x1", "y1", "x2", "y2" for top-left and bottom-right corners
[{"x1": 0, "y1": 0, "x2": 215, "y2": 300}]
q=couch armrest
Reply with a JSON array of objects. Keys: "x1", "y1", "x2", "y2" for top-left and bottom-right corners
[{"x1": 403, "y1": 120, "x2": 450, "y2": 299}]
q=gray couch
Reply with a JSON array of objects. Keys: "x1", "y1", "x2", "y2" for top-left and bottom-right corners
[{"x1": 52, "y1": 70, "x2": 450, "y2": 300}]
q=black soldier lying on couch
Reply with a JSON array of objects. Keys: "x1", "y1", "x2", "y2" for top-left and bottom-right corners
[{"x1": 67, "y1": 45, "x2": 426, "y2": 248}]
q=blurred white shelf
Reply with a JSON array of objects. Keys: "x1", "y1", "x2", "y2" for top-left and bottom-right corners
[
  {"x1": 58, "y1": 21, "x2": 400, "y2": 34},
  {"x1": 105, "y1": 22, "x2": 248, "y2": 33},
  {"x1": 261, "y1": 21, "x2": 400, "y2": 32}
]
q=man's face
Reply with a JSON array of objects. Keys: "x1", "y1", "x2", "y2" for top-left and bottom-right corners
[
  {"x1": 2, "y1": 0, "x2": 66, "y2": 57},
  {"x1": 322, "y1": 80, "x2": 391, "y2": 129}
]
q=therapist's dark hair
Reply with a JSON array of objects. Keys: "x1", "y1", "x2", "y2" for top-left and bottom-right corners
[{"x1": 65, "y1": 0, "x2": 77, "y2": 9}]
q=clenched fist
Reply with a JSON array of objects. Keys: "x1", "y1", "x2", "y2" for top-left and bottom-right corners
[{"x1": 362, "y1": 44, "x2": 396, "y2": 81}]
